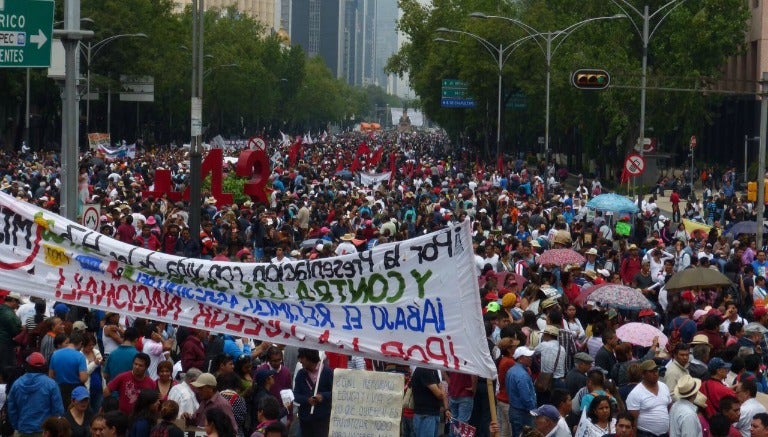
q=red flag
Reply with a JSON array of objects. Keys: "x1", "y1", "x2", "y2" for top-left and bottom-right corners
[
  {"x1": 288, "y1": 137, "x2": 302, "y2": 167},
  {"x1": 450, "y1": 418, "x2": 476, "y2": 437},
  {"x1": 620, "y1": 167, "x2": 630, "y2": 184},
  {"x1": 497, "y1": 154, "x2": 504, "y2": 173},
  {"x1": 350, "y1": 155, "x2": 361, "y2": 172},
  {"x1": 388, "y1": 152, "x2": 397, "y2": 186},
  {"x1": 370, "y1": 147, "x2": 384, "y2": 166},
  {"x1": 356, "y1": 142, "x2": 370, "y2": 157}
]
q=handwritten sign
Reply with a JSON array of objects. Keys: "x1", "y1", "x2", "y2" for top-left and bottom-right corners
[
  {"x1": 0, "y1": 193, "x2": 495, "y2": 378},
  {"x1": 329, "y1": 369, "x2": 403, "y2": 437}
]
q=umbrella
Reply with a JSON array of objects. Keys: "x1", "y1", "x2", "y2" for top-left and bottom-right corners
[
  {"x1": 664, "y1": 267, "x2": 733, "y2": 291},
  {"x1": 584, "y1": 285, "x2": 654, "y2": 310},
  {"x1": 586, "y1": 193, "x2": 639, "y2": 213},
  {"x1": 300, "y1": 239, "x2": 330, "y2": 249},
  {"x1": 725, "y1": 221, "x2": 768, "y2": 237},
  {"x1": 334, "y1": 169, "x2": 354, "y2": 180},
  {"x1": 616, "y1": 322, "x2": 668, "y2": 349},
  {"x1": 537, "y1": 249, "x2": 585, "y2": 266},
  {"x1": 478, "y1": 271, "x2": 527, "y2": 290},
  {"x1": 573, "y1": 283, "x2": 612, "y2": 307}
]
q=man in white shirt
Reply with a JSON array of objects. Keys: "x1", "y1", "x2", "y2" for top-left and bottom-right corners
[
  {"x1": 737, "y1": 379, "x2": 767, "y2": 437},
  {"x1": 626, "y1": 360, "x2": 672, "y2": 437},
  {"x1": 168, "y1": 368, "x2": 201, "y2": 418}
]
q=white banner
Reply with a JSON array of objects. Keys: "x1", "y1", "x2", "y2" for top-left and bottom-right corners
[
  {"x1": 0, "y1": 193, "x2": 495, "y2": 378},
  {"x1": 359, "y1": 172, "x2": 392, "y2": 186},
  {"x1": 97, "y1": 143, "x2": 136, "y2": 160}
]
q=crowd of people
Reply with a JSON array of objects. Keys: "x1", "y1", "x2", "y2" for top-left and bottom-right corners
[{"x1": 0, "y1": 130, "x2": 767, "y2": 437}]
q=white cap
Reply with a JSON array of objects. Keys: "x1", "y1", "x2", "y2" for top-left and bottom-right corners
[{"x1": 513, "y1": 346, "x2": 535, "y2": 359}]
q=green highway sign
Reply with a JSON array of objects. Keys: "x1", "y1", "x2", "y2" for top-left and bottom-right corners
[
  {"x1": 0, "y1": 0, "x2": 54, "y2": 68},
  {"x1": 442, "y1": 79, "x2": 467, "y2": 88},
  {"x1": 441, "y1": 88, "x2": 467, "y2": 98}
]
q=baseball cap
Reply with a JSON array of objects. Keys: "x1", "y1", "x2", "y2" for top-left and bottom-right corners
[
  {"x1": 255, "y1": 368, "x2": 277, "y2": 386},
  {"x1": 72, "y1": 321, "x2": 87, "y2": 332},
  {"x1": 639, "y1": 360, "x2": 658, "y2": 371},
  {"x1": 530, "y1": 404, "x2": 560, "y2": 422},
  {"x1": 190, "y1": 372, "x2": 218, "y2": 388},
  {"x1": 53, "y1": 303, "x2": 70, "y2": 314},
  {"x1": 485, "y1": 302, "x2": 501, "y2": 313},
  {"x1": 26, "y1": 352, "x2": 45, "y2": 367},
  {"x1": 707, "y1": 357, "x2": 731, "y2": 373},
  {"x1": 72, "y1": 386, "x2": 90, "y2": 401},
  {"x1": 513, "y1": 346, "x2": 535, "y2": 360}
]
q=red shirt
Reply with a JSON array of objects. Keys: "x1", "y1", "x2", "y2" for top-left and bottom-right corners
[
  {"x1": 107, "y1": 371, "x2": 157, "y2": 414},
  {"x1": 496, "y1": 356, "x2": 516, "y2": 403},
  {"x1": 670, "y1": 192, "x2": 680, "y2": 206},
  {"x1": 700, "y1": 378, "x2": 737, "y2": 417}
]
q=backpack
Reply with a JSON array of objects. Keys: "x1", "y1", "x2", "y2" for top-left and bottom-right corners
[{"x1": 666, "y1": 318, "x2": 694, "y2": 354}]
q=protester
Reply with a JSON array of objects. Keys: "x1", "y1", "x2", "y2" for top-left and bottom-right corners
[{"x1": 8, "y1": 352, "x2": 65, "y2": 435}]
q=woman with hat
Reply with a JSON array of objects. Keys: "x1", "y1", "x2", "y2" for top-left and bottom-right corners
[{"x1": 64, "y1": 386, "x2": 93, "y2": 437}]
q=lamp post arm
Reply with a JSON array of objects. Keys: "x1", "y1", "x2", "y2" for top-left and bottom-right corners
[
  {"x1": 610, "y1": 0, "x2": 643, "y2": 37},
  {"x1": 481, "y1": 15, "x2": 546, "y2": 55},
  {"x1": 500, "y1": 33, "x2": 540, "y2": 66},
  {"x1": 90, "y1": 33, "x2": 148, "y2": 60},
  {"x1": 549, "y1": 15, "x2": 625, "y2": 57},
  {"x1": 648, "y1": 0, "x2": 687, "y2": 41},
  {"x1": 436, "y1": 28, "x2": 501, "y2": 65}
]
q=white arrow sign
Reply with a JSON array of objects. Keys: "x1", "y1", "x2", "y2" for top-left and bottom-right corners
[{"x1": 30, "y1": 29, "x2": 47, "y2": 49}]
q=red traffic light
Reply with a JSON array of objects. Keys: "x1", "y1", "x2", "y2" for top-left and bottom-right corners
[{"x1": 572, "y1": 69, "x2": 611, "y2": 90}]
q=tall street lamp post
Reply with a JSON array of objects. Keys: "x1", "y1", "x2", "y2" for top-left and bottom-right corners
[
  {"x1": 189, "y1": 0, "x2": 205, "y2": 237},
  {"x1": 609, "y1": 1, "x2": 686, "y2": 154},
  {"x1": 434, "y1": 30, "x2": 538, "y2": 161},
  {"x1": 471, "y1": 12, "x2": 625, "y2": 197},
  {"x1": 80, "y1": 33, "x2": 148, "y2": 134}
]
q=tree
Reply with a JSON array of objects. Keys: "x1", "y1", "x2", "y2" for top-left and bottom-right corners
[{"x1": 388, "y1": 0, "x2": 749, "y2": 171}]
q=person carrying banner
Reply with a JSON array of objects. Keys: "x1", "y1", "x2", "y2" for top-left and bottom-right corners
[{"x1": 293, "y1": 348, "x2": 333, "y2": 437}]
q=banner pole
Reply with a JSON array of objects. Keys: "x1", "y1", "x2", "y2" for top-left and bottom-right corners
[{"x1": 487, "y1": 378, "x2": 498, "y2": 437}]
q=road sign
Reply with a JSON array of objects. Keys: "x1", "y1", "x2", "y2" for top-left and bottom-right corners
[
  {"x1": 634, "y1": 137, "x2": 657, "y2": 154},
  {"x1": 690, "y1": 135, "x2": 697, "y2": 149},
  {"x1": 441, "y1": 78, "x2": 475, "y2": 108},
  {"x1": 81, "y1": 204, "x2": 100, "y2": 231},
  {"x1": 442, "y1": 79, "x2": 467, "y2": 88},
  {"x1": 441, "y1": 88, "x2": 468, "y2": 98},
  {"x1": 624, "y1": 154, "x2": 646, "y2": 176},
  {"x1": 248, "y1": 136, "x2": 266, "y2": 151},
  {"x1": 0, "y1": 0, "x2": 54, "y2": 68},
  {"x1": 441, "y1": 97, "x2": 476, "y2": 108}
]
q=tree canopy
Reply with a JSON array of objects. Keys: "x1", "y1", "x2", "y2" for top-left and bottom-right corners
[
  {"x1": 0, "y1": 0, "x2": 405, "y2": 148},
  {"x1": 387, "y1": 0, "x2": 749, "y2": 170}
]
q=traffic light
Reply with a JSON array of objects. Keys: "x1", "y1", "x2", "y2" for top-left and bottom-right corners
[
  {"x1": 748, "y1": 181, "x2": 757, "y2": 202},
  {"x1": 572, "y1": 69, "x2": 611, "y2": 90}
]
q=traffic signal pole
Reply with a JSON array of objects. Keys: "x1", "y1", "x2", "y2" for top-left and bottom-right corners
[{"x1": 757, "y1": 72, "x2": 767, "y2": 249}]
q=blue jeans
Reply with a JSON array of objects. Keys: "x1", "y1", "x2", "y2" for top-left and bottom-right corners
[
  {"x1": 412, "y1": 414, "x2": 440, "y2": 437},
  {"x1": 449, "y1": 396, "x2": 474, "y2": 430},
  {"x1": 509, "y1": 407, "x2": 532, "y2": 437}
]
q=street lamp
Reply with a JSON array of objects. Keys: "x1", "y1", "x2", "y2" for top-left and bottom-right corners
[
  {"x1": 434, "y1": 29, "x2": 538, "y2": 160},
  {"x1": 80, "y1": 33, "x2": 148, "y2": 134},
  {"x1": 609, "y1": 0, "x2": 686, "y2": 155},
  {"x1": 203, "y1": 63, "x2": 239, "y2": 79},
  {"x1": 471, "y1": 12, "x2": 624, "y2": 196}
]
